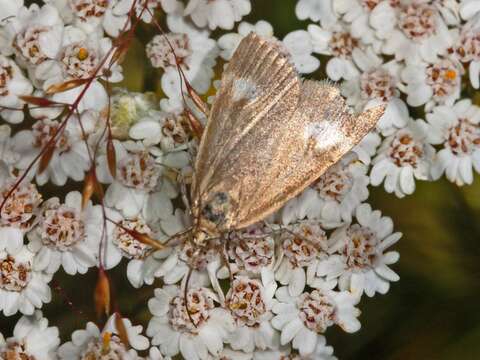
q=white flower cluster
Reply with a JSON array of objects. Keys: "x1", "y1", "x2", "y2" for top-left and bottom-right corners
[
  {"x1": 0, "y1": 0, "x2": 475, "y2": 359},
  {"x1": 294, "y1": 0, "x2": 480, "y2": 190}
]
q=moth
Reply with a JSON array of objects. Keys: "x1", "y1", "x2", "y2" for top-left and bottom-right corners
[{"x1": 181, "y1": 32, "x2": 384, "y2": 248}]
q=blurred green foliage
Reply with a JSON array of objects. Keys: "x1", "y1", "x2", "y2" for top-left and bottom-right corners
[{"x1": 3, "y1": 1, "x2": 480, "y2": 359}]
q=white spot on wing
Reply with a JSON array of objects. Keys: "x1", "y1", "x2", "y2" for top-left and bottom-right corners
[
  {"x1": 232, "y1": 79, "x2": 258, "y2": 101},
  {"x1": 304, "y1": 121, "x2": 349, "y2": 151}
]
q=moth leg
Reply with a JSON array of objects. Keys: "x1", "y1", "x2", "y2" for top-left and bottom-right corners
[
  {"x1": 204, "y1": 234, "x2": 228, "y2": 306},
  {"x1": 184, "y1": 107, "x2": 205, "y2": 140},
  {"x1": 185, "y1": 82, "x2": 210, "y2": 117},
  {"x1": 178, "y1": 172, "x2": 192, "y2": 217},
  {"x1": 183, "y1": 267, "x2": 197, "y2": 327},
  {"x1": 223, "y1": 233, "x2": 234, "y2": 283}
]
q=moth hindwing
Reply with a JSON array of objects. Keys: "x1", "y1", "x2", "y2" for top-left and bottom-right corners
[{"x1": 190, "y1": 33, "x2": 384, "y2": 238}]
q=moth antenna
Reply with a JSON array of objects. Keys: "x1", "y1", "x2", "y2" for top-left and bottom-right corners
[
  {"x1": 264, "y1": 220, "x2": 324, "y2": 251},
  {"x1": 146, "y1": 8, "x2": 209, "y2": 120}
]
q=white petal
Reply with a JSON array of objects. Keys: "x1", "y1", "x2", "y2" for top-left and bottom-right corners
[
  {"x1": 288, "y1": 267, "x2": 306, "y2": 297},
  {"x1": 280, "y1": 317, "x2": 304, "y2": 345}
]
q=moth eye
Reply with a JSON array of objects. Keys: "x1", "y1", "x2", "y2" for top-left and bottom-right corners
[
  {"x1": 202, "y1": 203, "x2": 224, "y2": 224},
  {"x1": 214, "y1": 192, "x2": 228, "y2": 203}
]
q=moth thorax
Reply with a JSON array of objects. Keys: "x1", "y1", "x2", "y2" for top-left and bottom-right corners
[{"x1": 192, "y1": 230, "x2": 209, "y2": 246}]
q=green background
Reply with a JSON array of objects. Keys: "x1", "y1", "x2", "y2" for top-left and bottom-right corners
[{"x1": 3, "y1": 1, "x2": 480, "y2": 359}]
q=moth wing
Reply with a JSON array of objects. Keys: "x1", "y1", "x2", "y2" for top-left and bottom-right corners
[
  {"x1": 232, "y1": 80, "x2": 384, "y2": 228},
  {"x1": 196, "y1": 78, "x2": 383, "y2": 231},
  {"x1": 191, "y1": 32, "x2": 301, "y2": 201}
]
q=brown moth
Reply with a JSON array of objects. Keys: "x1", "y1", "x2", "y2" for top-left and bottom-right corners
[{"x1": 182, "y1": 32, "x2": 384, "y2": 247}]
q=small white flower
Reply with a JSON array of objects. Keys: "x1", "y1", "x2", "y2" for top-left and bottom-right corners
[
  {"x1": 51, "y1": 0, "x2": 147, "y2": 38},
  {"x1": 36, "y1": 27, "x2": 123, "y2": 92},
  {"x1": 334, "y1": 0, "x2": 383, "y2": 50},
  {"x1": 424, "y1": 99, "x2": 480, "y2": 185},
  {"x1": 101, "y1": 141, "x2": 178, "y2": 218},
  {"x1": 129, "y1": 110, "x2": 194, "y2": 161},
  {"x1": 272, "y1": 286, "x2": 360, "y2": 356},
  {"x1": 372, "y1": 1, "x2": 454, "y2": 63},
  {"x1": 0, "y1": 179, "x2": 42, "y2": 254},
  {"x1": 0, "y1": 4, "x2": 64, "y2": 73},
  {"x1": 451, "y1": 20, "x2": 480, "y2": 89},
  {"x1": 103, "y1": 205, "x2": 183, "y2": 288},
  {"x1": 284, "y1": 153, "x2": 369, "y2": 227},
  {"x1": 58, "y1": 314, "x2": 149, "y2": 359},
  {"x1": 0, "y1": 245, "x2": 52, "y2": 316},
  {"x1": 184, "y1": 0, "x2": 251, "y2": 30},
  {"x1": 225, "y1": 271, "x2": 279, "y2": 353},
  {"x1": 27, "y1": 191, "x2": 103, "y2": 275},
  {"x1": 147, "y1": 15, "x2": 218, "y2": 113},
  {"x1": 0, "y1": 310, "x2": 60, "y2": 360},
  {"x1": 0, "y1": 177, "x2": 42, "y2": 242},
  {"x1": 370, "y1": 120, "x2": 435, "y2": 198},
  {"x1": 317, "y1": 203, "x2": 401, "y2": 298},
  {"x1": 296, "y1": 0, "x2": 336, "y2": 28},
  {"x1": 0, "y1": 125, "x2": 19, "y2": 181},
  {"x1": 13, "y1": 111, "x2": 96, "y2": 186},
  {"x1": 147, "y1": 285, "x2": 235, "y2": 359},
  {"x1": 0, "y1": 55, "x2": 33, "y2": 124},
  {"x1": 275, "y1": 221, "x2": 332, "y2": 297},
  {"x1": 339, "y1": 48, "x2": 408, "y2": 135},
  {"x1": 218, "y1": 20, "x2": 274, "y2": 60},
  {"x1": 218, "y1": 21, "x2": 317, "y2": 74},
  {"x1": 401, "y1": 56, "x2": 463, "y2": 111},
  {"x1": 222, "y1": 223, "x2": 275, "y2": 276},
  {"x1": 308, "y1": 23, "x2": 362, "y2": 81},
  {"x1": 283, "y1": 30, "x2": 320, "y2": 74}
]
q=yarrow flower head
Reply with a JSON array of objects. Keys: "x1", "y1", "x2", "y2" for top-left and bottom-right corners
[
  {"x1": 58, "y1": 314, "x2": 149, "y2": 359},
  {"x1": 225, "y1": 272, "x2": 278, "y2": 352},
  {"x1": 223, "y1": 223, "x2": 275, "y2": 275},
  {"x1": 316, "y1": 204, "x2": 401, "y2": 298},
  {"x1": 147, "y1": 285, "x2": 234, "y2": 359},
  {"x1": 372, "y1": 0, "x2": 454, "y2": 63},
  {"x1": 0, "y1": 55, "x2": 33, "y2": 124},
  {"x1": 452, "y1": 20, "x2": 480, "y2": 88},
  {"x1": 0, "y1": 245, "x2": 52, "y2": 316},
  {"x1": 401, "y1": 56, "x2": 464, "y2": 110},
  {"x1": 272, "y1": 286, "x2": 360, "y2": 356},
  {"x1": 184, "y1": 0, "x2": 252, "y2": 30},
  {"x1": 1, "y1": 4, "x2": 64, "y2": 72},
  {"x1": 0, "y1": 310, "x2": 60, "y2": 360},
  {"x1": 148, "y1": 15, "x2": 218, "y2": 113},
  {"x1": 27, "y1": 191, "x2": 103, "y2": 275},
  {"x1": 13, "y1": 110, "x2": 98, "y2": 186},
  {"x1": 275, "y1": 221, "x2": 330, "y2": 297},
  {"x1": 370, "y1": 119, "x2": 435, "y2": 197},
  {"x1": 424, "y1": 99, "x2": 480, "y2": 185},
  {"x1": 284, "y1": 153, "x2": 369, "y2": 227}
]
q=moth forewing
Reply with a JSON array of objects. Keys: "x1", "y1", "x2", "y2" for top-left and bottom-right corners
[
  {"x1": 191, "y1": 33, "x2": 301, "y2": 235},
  {"x1": 189, "y1": 32, "x2": 384, "y2": 242}
]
